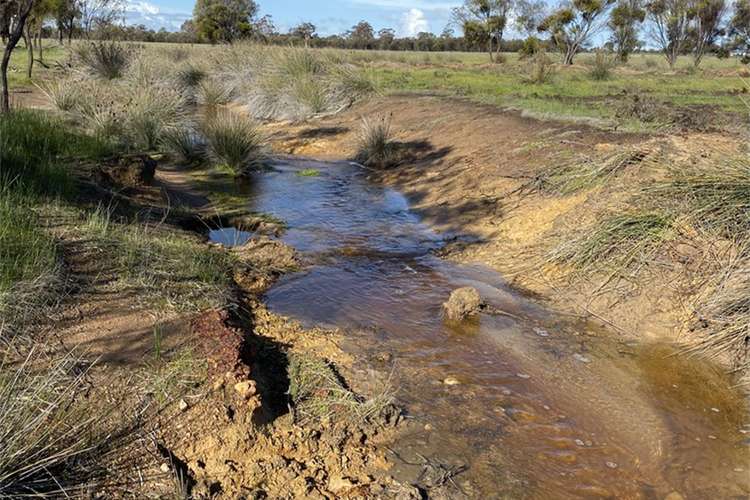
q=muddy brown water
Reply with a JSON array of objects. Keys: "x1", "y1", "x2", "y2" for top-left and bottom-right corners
[{"x1": 211, "y1": 159, "x2": 749, "y2": 499}]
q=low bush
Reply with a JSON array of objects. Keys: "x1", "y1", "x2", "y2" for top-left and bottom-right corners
[
  {"x1": 523, "y1": 51, "x2": 555, "y2": 84},
  {"x1": 588, "y1": 50, "x2": 615, "y2": 81},
  {"x1": 161, "y1": 125, "x2": 207, "y2": 165}
]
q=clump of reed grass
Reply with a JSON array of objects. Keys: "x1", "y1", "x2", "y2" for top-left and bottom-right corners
[
  {"x1": 0, "y1": 349, "x2": 138, "y2": 497},
  {"x1": 548, "y1": 211, "x2": 675, "y2": 275},
  {"x1": 36, "y1": 78, "x2": 86, "y2": 112},
  {"x1": 202, "y1": 110, "x2": 267, "y2": 176},
  {"x1": 355, "y1": 114, "x2": 395, "y2": 168},
  {"x1": 287, "y1": 353, "x2": 394, "y2": 426},
  {"x1": 160, "y1": 125, "x2": 206, "y2": 165},
  {"x1": 644, "y1": 155, "x2": 750, "y2": 236},
  {"x1": 74, "y1": 41, "x2": 131, "y2": 79},
  {"x1": 535, "y1": 148, "x2": 651, "y2": 195},
  {"x1": 175, "y1": 63, "x2": 206, "y2": 89},
  {"x1": 197, "y1": 78, "x2": 235, "y2": 108},
  {"x1": 125, "y1": 84, "x2": 187, "y2": 151}
]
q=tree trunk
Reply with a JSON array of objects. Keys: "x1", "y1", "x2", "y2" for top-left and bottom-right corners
[
  {"x1": 37, "y1": 26, "x2": 43, "y2": 63},
  {"x1": 487, "y1": 36, "x2": 494, "y2": 63},
  {"x1": 25, "y1": 26, "x2": 34, "y2": 78},
  {"x1": 2, "y1": 0, "x2": 35, "y2": 113}
]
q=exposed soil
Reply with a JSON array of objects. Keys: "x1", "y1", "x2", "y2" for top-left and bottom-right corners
[
  {"x1": 38, "y1": 155, "x2": 411, "y2": 498},
  {"x1": 267, "y1": 94, "x2": 749, "y2": 350}
]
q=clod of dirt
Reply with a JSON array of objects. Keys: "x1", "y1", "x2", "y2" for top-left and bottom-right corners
[
  {"x1": 98, "y1": 154, "x2": 157, "y2": 187},
  {"x1": 232, "y1": 236, "x2": 300, "y2": 294},
  {"x1": 443, "y1": 287, "x2": 482, "y2": 320}
]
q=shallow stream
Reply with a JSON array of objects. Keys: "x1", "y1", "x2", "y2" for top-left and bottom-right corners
[{"x1": 212, "y1": 158, "x2": 749, "y2": 499}]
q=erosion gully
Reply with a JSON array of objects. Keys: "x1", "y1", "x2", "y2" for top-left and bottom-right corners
[{"x1": 209, "y1": 158, "x2": 749, "y2": 499}]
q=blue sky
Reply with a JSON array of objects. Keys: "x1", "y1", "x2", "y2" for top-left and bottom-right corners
[{"x1": 125, "y1": 0, "x2": 461, "y2": 35}]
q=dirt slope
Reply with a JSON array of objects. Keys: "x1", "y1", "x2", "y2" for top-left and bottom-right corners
[{"x1": 268, "y1": 94, "x2": 747, "y2": 347}]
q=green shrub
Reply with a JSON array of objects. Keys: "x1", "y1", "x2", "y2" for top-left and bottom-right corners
[
  {"x1": 523, "y1": 51, "x2": 555, "y2": 84},
  {"x1": 519, "y1": 37, "x2": 542, "y2": 59},
  {"x1": 588, "y1": 50, "x2": 614, "y2": 81}
]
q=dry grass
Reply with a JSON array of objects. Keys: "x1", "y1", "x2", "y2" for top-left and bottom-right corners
[
  {"x1": 287, "y1": 353, "x2": 394, "y2": 426},
  {"x1": 73, "y1": 41, "x2": 131, "y2": 80},
  {"x1": 0, "y1": 348, "x2": 140, "y2": 497}
]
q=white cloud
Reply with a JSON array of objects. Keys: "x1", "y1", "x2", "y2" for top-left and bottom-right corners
[
  {"x1": 401, "y1": 8, "x2": 429, "y2": 36},
  {"x1": 123, "y1": 0, "x2": 190, "y2": 30}
]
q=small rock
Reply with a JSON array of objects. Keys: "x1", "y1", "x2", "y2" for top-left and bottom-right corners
[
  {"x1": 160, "y1": 463, "x2": 170, "y2": 473},
  {"x1": 517, "y1": 373, "x2": 531, "y2": 379},
  {"x1": 329, "y1": 476, "x2": 355, "y2": 493},
  {"x1": 605, "y1": 461, "x2": 618, "y2": 469},
  {"x1": 575, "y1": 439, "x2": 585, "y2": 446},
  {"x1": 375, "y1": 352, "x2": 393, "y2": 363},
  {"x1": 443, "y1": 376, "x2": 460, "y2": 385},
  {"x1": 533, "y1": 327, "x2": 549, "y2": 337},
  {"x1": 424, "y1": 423, "x2": 433, "y2": 431},
  {"x1": 443, "y1": 287, "x2": 482, "y2": 320},
  {"x1": 179, "y1": 399, "x2": 189, "y2": 411},
  {"x1": 573, "y1": 353, "x2": 591, "y2": 364},
  {"x1": 734, "y1": 467, "x2": 745, "y2": 473},
  {"x1": 707, "y1": 435, "x2": 717, "y2": 440},
  {"x1": 710, "y1": 407, "x2": 720, "y2": 413},
  {"x1": 501, "y1": 388, "x2": 512, "y2": 395},
  {"x1": 664, "y1": 492, "x2": 685, "y2": 500},
  {"x1": 234, "y1": 380, "x2": 257, "y2": 399}
]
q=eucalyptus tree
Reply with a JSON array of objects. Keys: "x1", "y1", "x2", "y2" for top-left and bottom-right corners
[
  {"x1": 690, "y1": 0, "x2": 728, "y2": 66},
  {"x1": 608, "y1": 0, "x2": 646, "y2": 61},
  {"x1": 539, "y1": 0, "x2": 616, "y2": 64},
  {"x1": 646, "y1": 0, "x2": 692, "y2": 67},
  {"x1": 1, "y1": 0, "x2": 35, "y2": 112},
  {"x1": 452, "y1": 0, "x2": 516, "y2": 62},
  {"x1": 729, "y1": 0, "x2": 750, "y2": 61}
]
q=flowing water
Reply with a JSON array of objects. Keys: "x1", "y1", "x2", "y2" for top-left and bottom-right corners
[{"x1": 212, "y1": 158, "x2": 749, "y2": 499}]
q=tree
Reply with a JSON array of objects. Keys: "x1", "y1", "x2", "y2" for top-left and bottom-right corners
[
  {"x1": 609, "y1": 0, "x2": 646, "y2": 61},
  {"x1": 690, "y1": 0, "x2": 728, "y2": 66},
  {"x1": 193, "y1": 0, "x2": 258, "y2": 43},
  {"x1": 729, "y1": 0, "x2": 750, "y2": 62},
  {"x1": 539, "y1": 0, "x2": 616, "y2": 64},
  {"x1": 347, "y1": 21, "x2": 374, "y2": 49},
  {"x1": 290, "y1": 22, "x2": 316, "y2": 47},
  {"x1": 53, "y1": 0, "x2": 79, "y2": 44},
  {"x1": 453, "y1": 0, "x2": 515, "y2": 62},
  {"x1": 515, "y1": 0, "x2": 548, "y2": 34},
  {"x1": 378, "y1": 27, "x2": 395, "y2": 49},
  {"x1": 2, "y1": 0, "x2": 35, "y2": 113},
  {"x1": 78, "y1": 0, "x2": 124, "y2": 36},
  {"x1": 646, "y1": 0, "x2": 691, "y2": 67}
]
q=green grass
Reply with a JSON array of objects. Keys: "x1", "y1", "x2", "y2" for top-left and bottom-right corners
[
  {"x1": 296, "y1": 168, "x2": 320, "y2": 177},
  {"x1": 5, "y1": 40, "x2": 68, "y2": 89},
  {"x1": 364, "y1": 52, "x2": 745, "y2": 129},
  {"x1": 83, "y1": 207, "x2": 233, "y2": 311}
]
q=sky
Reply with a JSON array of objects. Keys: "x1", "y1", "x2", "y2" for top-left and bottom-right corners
[{"x1": 124, "y1": 0, "x2": 462, "y2": 36}]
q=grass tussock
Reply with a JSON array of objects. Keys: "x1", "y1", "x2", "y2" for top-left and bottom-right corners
[
  {"x1": 523, "y1": 51, "x2": 555, "y2": 84},
  {"x1": 161, "y1": 125, "x2": 207, "y2": 165},
  {"x1": 588, "y1": 51, "x2": 615, "y2": 81},
  {"x1": 0, "y1": 349, "x2": 137, "y2": 497},
  {"x1": 535, "y1": 148, "x2": 652, "y2": 195},
  {"x1": 73, "y1": 41, "x2": 131, "y2": 80},
  {"x1": 644, "y1": 156, "x2": 750, "y2": 236},
  {"x1": 549, "y1": 211, "x2": 675, "y2": 276},
  {"x1": 288, "y1": 353, "x2": 394, "y2": 426},
  {"x1": 355, "y1": 114, "x2": 395, "y2": 168},
  {"x1": 203, "y1": 110, "x2": 267, "y2": 176}
]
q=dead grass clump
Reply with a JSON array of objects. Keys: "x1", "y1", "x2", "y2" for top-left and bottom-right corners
[
  {"x1": 588, "y1": 50, "x2": 615, "y2": 81},
  {"x1": 0, "y1": 349, "x2": 138, "y2": 497},
  {"x1": 548, "y1": 211, "x2": 675, "y2": 277},
  {"x1": 535, "y1": 148, "x2": 652, "y2": 195},
  {"x1": 614, "y1": 93, "x2": 666, "y2": 124},
  {"x1": 645, "y1": 155, "x2": 750, "y2": 237},
  {"x1": 203, "y1": 110, "x2": 267, "y2": 177},
  {"x1": 287, "y1": 353, "x2": 394, "y2": 426},
  {"x1": 355, "y1": 114, "x2": 395, "y2": 168},
  {"x1": 74, "y1": 41, "x2": 131, "y2": 80}
]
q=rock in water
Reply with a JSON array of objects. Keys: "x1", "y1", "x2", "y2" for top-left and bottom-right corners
[{"x1": 443, "y1": 287, "x2": 482, "y2": 320}]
